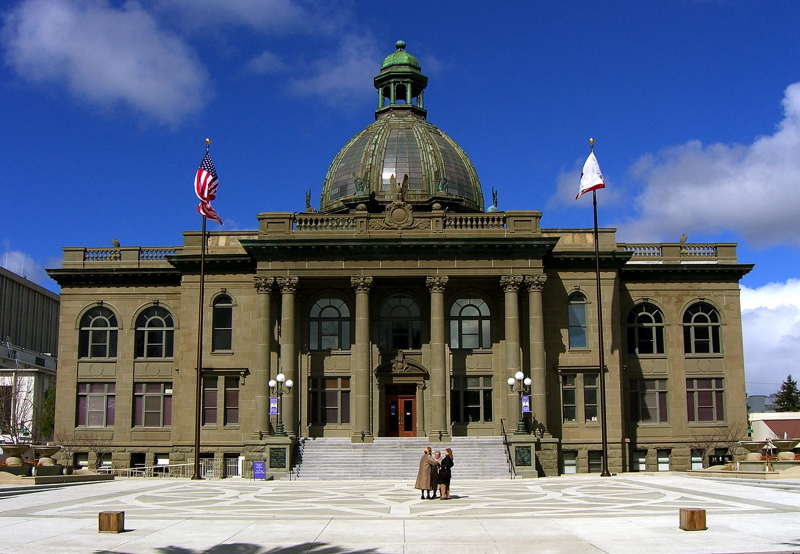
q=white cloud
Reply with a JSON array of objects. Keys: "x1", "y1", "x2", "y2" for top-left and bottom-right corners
[
  {"x1": 1, "y1": 0, "x2": 211, "y2": 125},
  {"x1": 288, "y1": 34, "x2": 380, "y2": 103},
  {"x1": 616, "y1": 82, "x2": 800, "y2": 246},
  {"x1": 152, "y1": 0, "x2": 339, "y2": 35},
  {"x1": 247, "y1": 50, "x2": 288, "y2": 75},
  {"x1": 0, "y1": 250, "x2": 49, "y2": 286},
  {"x1": 741, "y1": 280, "x2": 800, "y2": 395}
]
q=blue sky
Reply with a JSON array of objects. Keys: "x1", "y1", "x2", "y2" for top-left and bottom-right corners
[{"x1": 1, "y1": 1, "x2": 799, "y2": 395}]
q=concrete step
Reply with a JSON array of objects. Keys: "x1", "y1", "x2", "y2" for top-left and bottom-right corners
[{"x1": 289, "y1": 436, "x2": 513, "y2": 480}]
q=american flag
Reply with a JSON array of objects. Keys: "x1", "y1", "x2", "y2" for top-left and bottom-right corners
[{"x1": 195, "y1": 152, "x2": 223, "y2": 225}]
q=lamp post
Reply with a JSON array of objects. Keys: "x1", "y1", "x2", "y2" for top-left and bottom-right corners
[
  {"x1": 507, "y1": 371, "x2": 532, "y2": 435},
  {"x1": 269, "y1": 372, "x2": 293, "y2": 437}
]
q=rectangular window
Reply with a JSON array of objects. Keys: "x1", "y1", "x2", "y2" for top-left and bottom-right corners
[
  {"x1": 562, "y1": 374, "x2": 577, "y2": 422},
  {"x1": 76, "y1": 383, "x2": 115, "y2": 427},
  {"x1": 632, "y1": 449, "x2": 647, "y2": 472},
  {"x1": 562, "y1": 451, "x2": 578, "y2": 474},
  {"x1": 687, "y1": 378, "x2": 725, "y2": 422},
  {"x1": 450, "y1": 376, "x2": 493, "y2": 423},
  {"x1": 629, "y1": 379, "x2": 668, "y2": 423},
  {"x1": 309, "y1": 377, "x2": 351, "y2": 425},
  {"x1": 203, "y1": 376, "x2": 218, "y2": 425},
  {"x1": 588, "y1": 451, "x2": 603, "y2": 473},
  {"x1": 657, "y1": 449, "x2": 671, "y2": 471},
  {"x1": 133, "y1": 382, "x2": 172, "y2": 428},
  {"x1": 691, "y1": 449, "x2": 704, "y2": 470},
  {"x1": 568, "y1": 302, "x2": 587, "y2": 348},
  {"x1": 224, "y1": 376, "x2": 239, "y2": 425},
  {"x1": 584, "y1": 374, "x2": 598, "y2": 422}
]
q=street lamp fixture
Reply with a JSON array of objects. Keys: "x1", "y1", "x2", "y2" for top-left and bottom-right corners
[
  {"x1": 508, "y1": 371, "x2": 532, "y2": 435},
  {"x1": 269, "y1": 372, "x2": 293, "y2": 437}
]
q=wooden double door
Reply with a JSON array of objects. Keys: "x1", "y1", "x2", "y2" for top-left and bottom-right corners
[{"x1": 385, "y1": 384, "x2": 417, "y2": 437}]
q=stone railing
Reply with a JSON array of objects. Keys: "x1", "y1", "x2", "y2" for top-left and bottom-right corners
[
  {"x1": 619, "y1": 243, "x2": 737, "y2": 263},
  {"x1": 64, "y1": 246, "x2": 182, "y2": 268},
  {"x1": 295, "y1": 214, "x2": 358, "y2": 231},
  {"x1": 445, "y1": 213, "x2": 505, "y2": 230}
]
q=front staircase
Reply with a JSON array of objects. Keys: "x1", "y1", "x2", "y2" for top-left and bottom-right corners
[{"x1": 289, "y1": 436, "x2": 513, "y2": 480}]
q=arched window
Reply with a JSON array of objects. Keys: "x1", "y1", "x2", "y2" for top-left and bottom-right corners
[
  {"x1": 627, "y1": 303, "x2": 665, "y2": 355},
  {"x1": 379, "y1": 295, "x2": 422, "y2": 350},
  {"x1": 78, "y1": 306, "x2": 118, "y2": 358},
  {"x1": 212, "y1": 294, "x2": 233, "y2": 352},
  {"x1": 568, "y1": 292, "x2": 588, "y2": 349},
  {"x1": 683, "y1": 302, "x2": 721, "y2": 354},
  {"x1": 309, "y1": 297, "x2": 351, "y2": 350},
  {"x1": 135, "y1": 306, "x2": 174, "y2": 359},
  {"x1": 450, "y1": 297, "x2": 491, "y2": 349}
]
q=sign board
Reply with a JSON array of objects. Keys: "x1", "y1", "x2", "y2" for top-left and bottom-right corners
[
  {"x1": 253, "y1": 461, "x2": 266, "y2": 479},
  {"x1": 269, "y1": 397, "x2": 278, "y2": 415},
  {"x1": 521, "y1": 395, "x2": 531, "y2": 413}
]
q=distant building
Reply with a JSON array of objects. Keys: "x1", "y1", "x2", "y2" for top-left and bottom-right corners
[
  {"x1": 47, "y1": 41, "x2": 753, "y2": 476},
  {"x1": 0, "y1": 267, "x2": 59, "y2": 445},
  {"x1": 749, "y1": 412, "x2": 800, "y2": 441},
  {"x1": 747, "y1": 394, "x2": 777, "y2": 413}
]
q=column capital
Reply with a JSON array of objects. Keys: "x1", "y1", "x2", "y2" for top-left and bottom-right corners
[
  {"x1": 351, "y1": 276, "x2": 374, "y2": 293},
  {"x1": 500, "y1": 275, "x2": 524, "y2": 292},
  {"x1": 253, "y1": 276, "x2": 275, "y2": 294},
  {"x1": 524, "y1": 273, "x2": 548, "y2": 293},
  {"x1": 276, "y1": 276, "x2": 299, "y2": 294},
  {"x1": 426, "y1": 275, "x2": 449, "y2": 293}
]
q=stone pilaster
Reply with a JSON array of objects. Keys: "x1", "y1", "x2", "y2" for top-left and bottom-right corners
[
  {"x1": 351, "y1": 276, "x2": 374, "y2": 442},
  {"x1": 253, "y1": 276, "x2": 274, "y2": 437},
  {"x1": 426, "y1": 275, "x2": 449, "y2": 441},
  {"x1": 525, "y1": 274, "x2": 548, "y2": 434},
  {"x1": 276, "y1": 276, "x2": 298, "y2": 437},
  {"x1": 500, "y1": 275, "x2": 524, "y2": 431}
]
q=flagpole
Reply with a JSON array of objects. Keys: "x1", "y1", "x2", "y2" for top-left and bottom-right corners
[
  {"x1": 589, "y1": 138, "x2": 611, "y2": 477},
  {"x1": 191, "y1": 139, "x2": 211, "y2": 480}
]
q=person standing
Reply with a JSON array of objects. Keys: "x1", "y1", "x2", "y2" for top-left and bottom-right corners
[
  {"x1": 414, "y1": 447, "x2": 439, "y2": 499},
  {"x1": 438, "y1": 448, "x2": 454, "y2": 499},
  {"x1": 432, "y1": 450, "x2": 442, "y2": 497}
]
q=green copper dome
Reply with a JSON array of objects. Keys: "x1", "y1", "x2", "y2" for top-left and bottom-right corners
[
  {"x1": 320, "y1": 42, "x2": 484, "y2": 214},
  {"x1": 380, "y1": 40, "x2": 421, "y2": 71}
]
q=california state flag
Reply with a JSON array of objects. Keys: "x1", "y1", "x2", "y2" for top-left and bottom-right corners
[{"x1": 576, "y1": 151, "x2": 605, "y2": 199}]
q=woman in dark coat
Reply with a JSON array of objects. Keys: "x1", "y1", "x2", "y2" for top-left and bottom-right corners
[
  {"x1": 438, "y1": 448, "x2": 454, "y2": 499},
  {"x1": 414, "y1": 447, "x2": 439, "y2": 499}
]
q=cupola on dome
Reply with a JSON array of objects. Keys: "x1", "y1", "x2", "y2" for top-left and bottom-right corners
[{"x1": 320, "y1": 41, "x2": 484, "y2": 214}]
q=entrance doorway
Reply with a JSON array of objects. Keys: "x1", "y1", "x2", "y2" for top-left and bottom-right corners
[{"x1": 385, "y1": 384, "x2": 417, "y2": 437}]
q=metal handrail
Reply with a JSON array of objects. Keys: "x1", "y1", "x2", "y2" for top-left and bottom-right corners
[{"x1": 499, "y1": 419, "x2": 516, "y2": 479}]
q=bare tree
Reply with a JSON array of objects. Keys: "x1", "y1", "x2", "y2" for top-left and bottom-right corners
[
  {"x1": 0, "y1": 373, "x2": 35, "y2": 444},
  {"x1": 688, "y1": 421, "x2": 748, "y2": 467},
  {"x1": 77, "y1": 431, "x2": 114, "y2": 471},
  {"x1": 53, "y1": 430, "x2": 80, "y2": 470}
]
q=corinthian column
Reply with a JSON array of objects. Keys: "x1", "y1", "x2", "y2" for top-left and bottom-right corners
[
  {"x1": 427, "y1": 275, "x2": 449, "y2": 440},
  {"x1": 525, "y1": 273, "x2": 548, "y2": 433},
  {"x1": 500, "y1": 275, "x2": 524, "y2": 430},
  {"x1": 351, "y1": 276, "x2": 373, "y2": 442},
  {"x1": 276, "y1": 276, "x2": 298, "y2": 437},
  {"x1": 253, "y1": 276, "x2": 274, "y2": 436}
]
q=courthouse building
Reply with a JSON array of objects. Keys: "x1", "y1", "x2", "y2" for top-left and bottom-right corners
[{"x1": 48, "y1": 42, "x2": 752, "y2": 476}]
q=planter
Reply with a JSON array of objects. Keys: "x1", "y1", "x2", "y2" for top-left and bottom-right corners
[
  {"x1": 33, "y1": 445, "x2": 62, "y2": 466},
  {"x1": 1, "y1": 444, "x2": 31, "y2": 466}
]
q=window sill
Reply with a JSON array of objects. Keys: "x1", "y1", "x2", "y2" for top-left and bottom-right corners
[
  {"x1": 132, "y1": 426, "x2": 172, "y2": 430},
  {"x1": 683, "y1": 353, "x2": 724, "y2": 359},
  {"x1": 567, "y1": 348, "x2": 591, "y2": 352},
  {"x1": 78, "y1": 358, "x2": 117, "y2": 362},
  {"x1": 627, "y1": 354, "x2": 667, "y2": 359},
  {"x1": 210, "y1": 351, "x2": 235, "y2": 356},
  {"x1": 134, "y1": 358, "x2": 175, "y2": 362}
]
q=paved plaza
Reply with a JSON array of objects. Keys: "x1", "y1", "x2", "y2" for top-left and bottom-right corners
[{"x1": 1, "y1": 474, "x2": 799, "y2": 553}]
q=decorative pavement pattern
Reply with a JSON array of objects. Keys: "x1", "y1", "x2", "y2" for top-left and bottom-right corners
[{"x1": 13, "y1": 476, "x2": 800, "y2": 520}]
